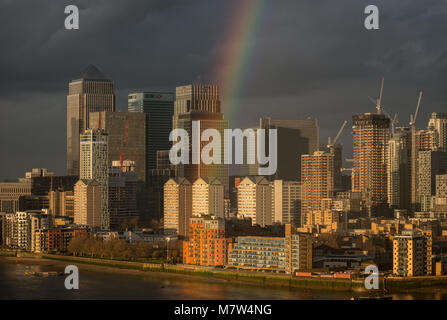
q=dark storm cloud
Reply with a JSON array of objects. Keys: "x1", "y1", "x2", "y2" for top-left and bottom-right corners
[{"x1": 1, "y1": 0, "x2": 447, "y2": 179}]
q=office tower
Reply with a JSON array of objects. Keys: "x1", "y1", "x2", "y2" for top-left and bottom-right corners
[
  {"x1": 417, "y1": 151, "x2": 447, "y2": 211},
  {"x1": 428, "y1": 112, "x2": 447, "y2": 151},
  {"x1": 228, "y1": 226, "x2": 312, "y2": 273},
  {"x1": 301, "y1": 151, "x2": 334, "y2": 224},
  {"x1": 174, "y1": 85, "x2": 229, "y2": 193},
  {"x1": 108, "y1": 161, "x2": 138, "y2": 229},
  {"x1": 0, "y1": 180, "x2": 31, "y2": 213},
  {"x1": 393, "y1": 230, "x2": 432, "y2": 276},
  {"x1": 192, "y1": 177, "x2": 224, "y2": 218},
  {"x1": 48, "y1": 190, "x2": 74, "y2": 218},
  {"x1": 25, "y1": 168, "x2": 54, "y2": 178},
  {"x1": 387, "y1": 127, "x2": 412, "y2": 210},
  {"x1": 80, "y1": 129, "x2": 109, "y2": 228},
  {"x1": 156, "y1": 150, "x2": 172, "y2": 170},
  {"x1": 352, "y1": 113, "x2": 390, "y2": 216},
  {"x1": 89, "y1": 111, "x2": 147, "y2": 183},
  {"x1": 411, "y1": 128, "x2": 437, "y2": 209},
  {"x1": 436, "y1": 174, "x2": 447, "y2": 197},
  {"x1": 163, "y1": 178, "x2": 192, "y2": 237},
  {"x1": 67, "y1": 65, "x2": 115, "y2": 176},
  {"x1": 74, "y1": 179, "x2": 102, "y2": 228},
  {"x1": 128, "y1": 92, "x2": 174, "y2": 171},
  {"x1": 259, "y1": 118, "x2": 319, "y2": 181},
  {"x1": 182, "y1": 216, "x2": 227, "y2": 266},
  {"x1": 237, "y1": 176, "x2": 272, "y2": 227},
  {"x1": 272, "y1": 180, "x2": 301, "y2": 226}
]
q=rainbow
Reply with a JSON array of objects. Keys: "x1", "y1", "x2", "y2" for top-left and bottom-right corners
[{"x1": 214, "y1": 0, "x2": 267, "y2": 124}]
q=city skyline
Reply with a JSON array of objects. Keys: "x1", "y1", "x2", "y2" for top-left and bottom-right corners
[{"x1": 2, "y1": 1, "x2": 447, "y2": 179}]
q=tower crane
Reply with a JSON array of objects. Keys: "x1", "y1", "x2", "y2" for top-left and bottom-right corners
[
  {"x1": 327, "y1": 120, "x2": 348, "y2": 151},
  {"x1": 410, "y1": 91, "x2": 423, "y2": 128},
  {"x1": 367, "y1": 77, "x2": 384, "y2": 114}
]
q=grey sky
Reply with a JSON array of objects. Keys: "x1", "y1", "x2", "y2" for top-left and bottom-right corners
[{"x1": 1, "y1": 0, "x2": 447, "y2": 179}]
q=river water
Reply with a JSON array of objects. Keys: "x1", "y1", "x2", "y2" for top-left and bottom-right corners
[{"x1": 0, "y1": 260, "x2": 444, "y2": 300}]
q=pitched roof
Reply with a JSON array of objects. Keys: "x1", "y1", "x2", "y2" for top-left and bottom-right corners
[{"x1": 76, "y1": 65, "x2": 110, "y2": 81}]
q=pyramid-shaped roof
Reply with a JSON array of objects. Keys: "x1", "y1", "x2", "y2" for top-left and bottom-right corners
[{"x1": 76, "y1": 65, "x2": 110, "y2": 81}]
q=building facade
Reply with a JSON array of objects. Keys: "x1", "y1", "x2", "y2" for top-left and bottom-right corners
[
  {"x1": 163, "y1": 178, "x2": 192, "y2": 237},
  {"x1": 74, "y1": 179, "x2": 102, "y2": 228},
  {"x1": 67, "y1": 65, "x2": 115, "y2": 176},
  {"x1": 393, "y1": 230, "x2": 432, "y2": 276},
  {"x1": 237, "y1": 176, "x2": 272, "y2": 227},
  {"x1": 272, "y1": 180, "x2": 301, "y2": 226},
  {"x1": 192, "y1": 177, "x2": 224, "y2": 218}
]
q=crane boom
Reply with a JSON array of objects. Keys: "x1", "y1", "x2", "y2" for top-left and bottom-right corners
[
  {"x1": 333, "y1": 120, "x2": 347, "y2": 146},
  {"x1": 413, "y1": 91, "x2": 423, "y2": 125}
]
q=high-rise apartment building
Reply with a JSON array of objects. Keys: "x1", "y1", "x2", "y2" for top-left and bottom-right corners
[
  {"x1": 417, "y1": 151, "x2": 447, "y2": 211},
  {"x1": 272, "y1": 180, "x2": 301, "y2": 226},
  {"x1": 48, "y1": 190, "x2": 74, "y2": 218},
  {"x1": 393, "y1": 229, "x2": 432, "y2": 276},
  {"x1": 352, "y1": 113, "x2": 390, "y2": 216},
  {"x1": 128, "y1": 92, "x2": 174, "y2": 172},
  {"x1": 192, "y1": 177, "x2": 224, "y2": 218},
  {"x1": 80, "y1": 129, "x2": 108, "y2": 228},
  {"x1": 237, "y1": 176, "x2": 272, "y2": 227},
  {"x1": 163, "y1": 178, "x2": 192, "y2": 237},
  {"x1": 74, "y1": 179, "x2": 102, "y2": 228},
  {"x1": 436, "y1": 174, "x2": 447, "y2": 198},
  {"x1": 174, "y1": 85, "x2": 229, "y2": 193},
  {"x1": 428, "y1": 112, "x2": 447, "y2": 151},
  {"x1": 260, "y1": 118, "x2": 319, "y2": 181},
  {"x1": 89, "y1": 111, "x2": 147, "y2": 183},
  {"x1": 108, "y1": 161, "x2": 138, "y2": 229},
  {"x1": 387, "y1": 127, "x2": 412, "y2": 210},
  {"x1": 301, "y1": 151, "x2": 334, "y2": 222},
  {"x1": 67, "y1": 65, "x2": 115, "y2": 176}
]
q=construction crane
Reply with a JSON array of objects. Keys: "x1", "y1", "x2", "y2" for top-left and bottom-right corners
[
  {"x1": 120, "y1": 120, "x2": 130, "y2": 170},
  {"x1": 327, "y1": 120, "x2": 348, "y2": 150},
  {"x1": 410, "y1": 91, "x2": 423, "y2": 128},
  {"x1": 368, "y1": 77, "x2": 384, "y2": 114}
]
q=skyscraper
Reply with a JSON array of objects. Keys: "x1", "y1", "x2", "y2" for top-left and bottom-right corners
[
  {"x1": 417, "y1": 150, "x2": 447, "y2": 211},
  {"x1": 174, "y1": 85, "x2": 229, "y2": 193},
  {"x1": 301, "y1": 151, "x2": 334, "y2": 223},
  {"x1": 89, "y1": 111, "x2": 147, "y2": 183},
  {"x1": 80, "y1": 129, "x2": 109, "y2": 229},
  {"x1": 108, "y1": 161, "x2": 138, "y2": 229},
  {"x1": 128, "y1": 92, "x2": 174, "y2": 172},
  {"x1": 67, "y1": 65, "x2": 115, "y2": 176},
  {"x1": 259, "y1": 118, "x2": 319, "y2": 181},
  {"x1": 387, "y1": 127, "x2": 411, "y2": 210},
  {"x1": 428, "y1": 112, "x2": 447, "y2": 151},
  {"x1": 352, "y1": 113, "x2": 390, "y2": 216}
]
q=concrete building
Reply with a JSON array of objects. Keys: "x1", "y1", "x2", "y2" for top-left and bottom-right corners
[
  {"x1": 227, "y1": 225, "x2": 312, "y2": 274},
  {"x1": 352, "y1": 113, "x2": 390, "y2": 216},
  {"x1": 259, "y1": 118, "x2": 319, "y2": 181},
  {"x1": 436, "y1": 174, "x2": 447, "y2": 198},
  {"x1": 67, "y1": 65, "x2": 115, "y2": 176},
  {"x1": 174, "y1": 85, "x2": 229, "y2": 193},
  {"x1": 182, "y1": 216, "x2": 227, "y2": 266},
  {"x1": 89, "y1": 111, "x2": 147, "y2": 182},
  {"x1": 417, "y1": 151, "x2": 447, "y2": 211},
  {"x1": 237, "y1": 176, "x2": 272, "y2": 227},
  {"x1": 393, "y1": 230, "x2": 432, "y2": 276},
  {"x1": 128, "y1": 92, "x2": 174, "y2": 172},
  {"x1": 48, "y1": 190, "x2": 74, "y2": 218},
  {"x1": 387, "y1": 127, "x2": 412, "y2": 210},
  {"x1": 192, "y1": 177, "x2": 224, "y2": 218},
  {"x1": 163, "y1": 178, "x2": 192, "y2": 237},
  {"x1": 428, "y1": 112, "x2": 447, "y2": 151},
  {"x1": 108, "y1": 161, "x2": 138, "y2": 229},
  {"x1": 301, "y1": 151, "x2": 334, "y2": 223},
  {"x1": 272, "y1": 180, "x2": 301, "y2": 226},
  {"x1": 80, "y1": 128, "x2": 109, "y2": 228},
  {"x1": 0, "y1": 180, "x2": 31, "y2": 213},
  {"x1": 74, "y1": 179, "x2": 102, "y2": 228}
]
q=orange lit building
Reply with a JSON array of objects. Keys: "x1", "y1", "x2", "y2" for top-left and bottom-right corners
[
  {"x1": 35, "y1": 226, "x2": 88, "y2": 253},
  {"x1": 182, "y1": 216, "x2": 227, "y2": 266}
]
